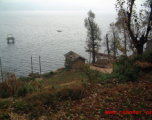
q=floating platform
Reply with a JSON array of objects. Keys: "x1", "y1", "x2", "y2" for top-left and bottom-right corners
[{"x1": 7, "y1": 34, "x2": 15, "y2": 43}]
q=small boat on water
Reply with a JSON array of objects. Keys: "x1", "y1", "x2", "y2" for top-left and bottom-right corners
[{"x1": 57, "y1": 30, "x2": 62, "y2": 32}]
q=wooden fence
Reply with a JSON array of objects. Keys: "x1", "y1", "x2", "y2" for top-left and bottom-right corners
[{"x1": 0, "y1": 56, "x2": 42, "y2": 82}]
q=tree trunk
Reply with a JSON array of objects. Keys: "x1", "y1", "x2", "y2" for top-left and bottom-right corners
[
  {"x1": 137, "y1": 43, "x2": 143, "y2": 55},
  {"x1": 89, "y1": 51, "x2": 91, "y2": 64},
  {"x1": 123, "y1": 23, "x2": 127, "y2": 55},
  {"x1": 88, "y1": 18, "x2": 96, "y2": 64},
  {"x1": 106, "y1": 34, "x2": 110, "y2": 57},
  {"x1": 126, "y1": 0, "x2": 152, "y2": 55},
  {"x1": 92, "y1": 44, "x2": 95, "y2": 64},
  {"x1": 113, "y1": 31, "x2": 116, "y2": 58}
]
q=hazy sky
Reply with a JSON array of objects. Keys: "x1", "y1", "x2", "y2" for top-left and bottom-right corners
[{"x1": 0, "y1": 0, "x2": 143, "y2": 12}]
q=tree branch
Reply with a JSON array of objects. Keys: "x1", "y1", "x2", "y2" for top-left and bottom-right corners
[
  {"x1": 127, "y1": 0, "x2": 138, "y2": 47},
  {"x1": 145, "y1": 1, "x2": 152, "y2": 42}
]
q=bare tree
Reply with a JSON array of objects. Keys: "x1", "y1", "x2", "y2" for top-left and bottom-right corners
[
  {"x1": 84, "y1": 10, "x2": 102, "y2": 64},
  {"x1": 108, "y1": 22, "x2": 121, "y2": 59},
  {"x1": 85, "y1": 43, "x2": 92, "y2": 64},
  {"x1": 116, "y1": 0, "x2": 152, "y2": 55},
  {"x1": 115, "y1": 8, "x2": 129, "y2": 55},
  {"x1": 106, "y1": 34, "x2": 110, "y2": 56}
]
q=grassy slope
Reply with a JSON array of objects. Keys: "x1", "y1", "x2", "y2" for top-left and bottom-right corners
[
  {"x1": 55, "y1": 71, "x2": 152, "y2": 120},
  {"x1": 0, "y1": 66, "x2": 152, "y2": 120}
]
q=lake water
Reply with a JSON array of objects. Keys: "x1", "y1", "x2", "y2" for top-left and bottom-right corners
[{"x1": 0, "y1": 11, "x2": 116, "y2": 81}]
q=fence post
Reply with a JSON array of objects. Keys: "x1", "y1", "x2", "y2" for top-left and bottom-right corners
[
  {"x1": 31, "y1": 56, "x2": 33, "y2": 74},
  {"x1": 0, "y1": 57, "x2": 3, "y2": 82},
  {"x1": 39, "y1": 56, "x2": 41, "y2": 75}
]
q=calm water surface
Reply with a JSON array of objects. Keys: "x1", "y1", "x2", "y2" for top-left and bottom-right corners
[{"x1": 0, "y1": 11, "x2": 116, "y2": 81}]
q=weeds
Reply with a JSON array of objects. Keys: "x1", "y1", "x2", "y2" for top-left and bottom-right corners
[
  {"x1": 18, "y1": 76, "x2": 30, "y2": 82},
  {"x1": 50, "y1": 71, "x2": 54, "y2": 75},
  {"x1": 78, "y1": 64, "x2": 99, "y2": 83},
  {"x1": 64, "y1": 58, "x2": 73, "y2": 71},
  {"x1": 139, "y1": 103, "x2": 146, "y2": 108},
  {"x1": 56, "y1": 85, "x2": 89, "y2": 101},
  {"x1": 29, "y1": 72, "x2": 40, "y2": 78},
  {"x1": 101, "y1": 80, "x2": 105, "y2": 85},
  {"x1": 13, "y1": 100, "x2": 26, "y2": 111},
  {"x1": 101, "y1": 101, "x2": 105, "y2": 105},
  {"x1": 1, "y1": 111, "x2": 10, "y2": 120},
  {"x1": 43, "y1": 73, "x2": 50, "y2": 78},
  {"x1": 18, "y1": 86, "x2": 28, "y2": 97},
  {"x1": 100, "y1": 107, "x2": 105, "y2": 113},
  {"x1": 115, "y1": 94, "x2": 120, "y2": 97},
  {"x1": 142, "y1": 50, "x2": 152, "y2": 63},
  {"x1": 1, "y1": 90, "x2": 9, "y2": 98},
  {"x1": 108, "y1": 97, "x2": 113, "y2": 101},
  {"x1": 0, "y1": 100, "x2": 10, "y2": 109},
  {"x1": 124, "y1": 102, "x2": 130, "y2": 107},
  {"x1": 113, "y1": 55, "x2": 141, "y2": 82}
]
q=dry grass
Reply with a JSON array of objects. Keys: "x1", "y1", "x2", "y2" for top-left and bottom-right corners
[
  {"x1": 54, "y1": 71, "x2": 152, "y2": 120},
  {"x1": 90, "y1": 65, "x2": 113, "y2": 73},
  {"x1": 1, "y1": 66, "x2": 152, "y2": 119},
  {"x1": 42, "y1": 70, "x2": 87, "y2": 89}
]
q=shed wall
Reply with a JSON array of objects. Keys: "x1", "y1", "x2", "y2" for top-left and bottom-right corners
[{"x1": 72, "y1": 58, "x2": 85, "y2": 68}]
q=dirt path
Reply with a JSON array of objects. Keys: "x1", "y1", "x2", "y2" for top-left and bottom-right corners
[
  {"x1": 44, "y1": 65, "x2": 112, "y2": 89},
  {"x1": 59, "y1": 81, "x2": 77, "y2": 86},
  {"x1": 90, "y1": 65, "x2": 112, "y2": 73},
  {"x1": 44, "y1": 81, "x2": 78, "y2": 89}
]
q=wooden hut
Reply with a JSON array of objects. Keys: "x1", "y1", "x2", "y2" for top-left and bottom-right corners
[{"x1": 64, "y1": 51, "x2": 86, "y2": 69}]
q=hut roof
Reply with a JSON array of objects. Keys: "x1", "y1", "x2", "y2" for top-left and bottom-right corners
[
  {"x1": 98, "y1": 53, "x2": 109, "y2": 57},
  {"x1": 98, "y1": 53, "x2": 114, "y2": 57},
  {"x1": 98, "y1": 53, "x2": 118, "y2": 58},
  {"x1": 64, "y1": 51, "x2": 86, "y2": 62}
]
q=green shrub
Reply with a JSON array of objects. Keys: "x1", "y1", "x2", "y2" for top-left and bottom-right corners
[
  {"x1": 1, "y1": 90, "x2": 9, "y2": 98},
  {"x1": 77, "y1": 72, "x2": 87, "y2": 79},
  {"x1": 56, "y1": 85, "x2": 88, "y2": 101},
  {"x1": 29, "y1": 111, "x2": 39, "y2": 120},
  {"x1": 65, "y1": 59, "x2": 73, "y2": 71},
  {"x1": 0, "y1": 100, "x2": 10, "y2": 109},
  {"x1": 23, "y1": 87, "x2": 28, "y2": 95},
  {"x1": 28, "y1": 73, "x2": 40, "y2": 80},
  {"x1": 50, "y1": 71, "x2": 54, "y2": 75},
  {"x1": 28, "y1": 84, "x2": 34, "y2": 93},
  {"x1": 29, "y1": 76, "x2": 35, "y2": 80},
  {"x1": 59, "y1": 71, "x2": 63, "y2": 74},
  {"x1": 40, "y1": 93, "x2": 57, "y2": 109},
  {"x1": 78, "y1": 64, "x2": 98, "y2": 83},
  {"x1": 142, "y1": 50, "x2": 152, "y2": 63},
  {"x1": 25, "y1": 91, "x2": 58, "y2": 113},
  {"x1": 97, "y1": 72, "x2": 113, "y2": 82},
  {"x1": 18, "y1": 86, "x2": 28, "y2": 97},
  {"x1": 18, "y1": 87, "x2": 23, "y2": 97},
  {"x1": 29, "y1": 72, "x2": 39, "y2": 77},
  {"x1": 113, "y1": 55, "x2": 140, "y2": 82},
  {"x1": 43, "y1": 73, "x2": 50, "y2": 78},
  {"x1": 18, "y1": 76, "x2": 30, "y2": 82},
  {"x1": 1, "y1": 111, "x2": 10, "y2": 120},
  {"x1": 133, "y1": 54, "x2": 142, "y2": 61},
  {"x1": 13, "y1": 92, "x2": 18, "y2": 99},
  {"x1": 139, "y1": 103, "x2": 146, "y2": 108},
  {"x1": 13, "y1": 100, "x2": 26, "y2": 111},
  {"x1": 53, "y1": 71, "x2": 58, "y2": 75}
]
